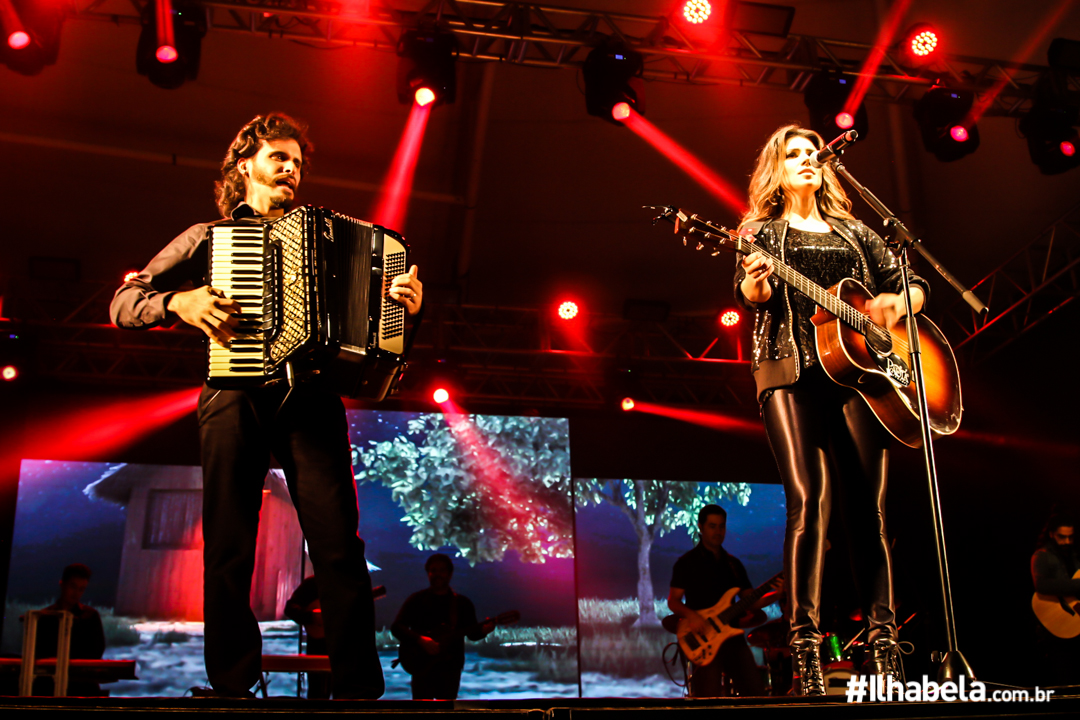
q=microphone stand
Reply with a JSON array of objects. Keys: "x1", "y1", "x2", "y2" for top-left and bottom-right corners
[{"x1": 829, "y1": 154, "x2": 985, "y2": 683}]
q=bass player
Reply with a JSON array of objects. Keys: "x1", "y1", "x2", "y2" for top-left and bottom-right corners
[{"x1": 667, "y1": 504, "x2": 778, "y2": 697}]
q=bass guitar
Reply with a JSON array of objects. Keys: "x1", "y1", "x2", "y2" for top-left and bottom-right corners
[
  {"x1": 674, "y1": 572, "x2": 783, "y2": 667},
  {"x1": 1032, "y1": 570, "x2": 1080, "y2": 639},
  {"x1": 648, "y1": 206, "x2": 962, "y2": 448}
]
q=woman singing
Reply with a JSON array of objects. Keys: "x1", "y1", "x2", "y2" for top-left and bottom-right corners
[{"x1": 733, "y1": 125, "x2": 928, "y2": 695}]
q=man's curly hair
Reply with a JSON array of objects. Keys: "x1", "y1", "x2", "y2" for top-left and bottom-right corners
[{"x1": 214, "y1": 113, "x2": 314, "y2": 218}]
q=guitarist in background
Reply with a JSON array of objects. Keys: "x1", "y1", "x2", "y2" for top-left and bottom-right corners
[
  {"x1": 392, "y1": 554, "x2": 496, "y2": 699},
  {"x1": 1031, "y1": 512, "x2": 1080, "y2": 686},
  {"x1": 668, "y1": 505, "x2": 772, "y2": 697},
  {"x1": 733, "y1": 125, "x2": 928, "y2": 695}
]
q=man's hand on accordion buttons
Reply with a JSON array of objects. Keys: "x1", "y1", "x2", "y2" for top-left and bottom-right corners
[
  {"x1": 389, "y1": 265, "x2": 423, "y2": 316},
  {"x1": 167, "y1": 285, "x2": 242, "y2": 346}
]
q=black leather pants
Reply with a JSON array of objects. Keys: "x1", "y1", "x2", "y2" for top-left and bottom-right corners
[{"x1": 761, "y1": 366, "x2": 896, "y2": 644}]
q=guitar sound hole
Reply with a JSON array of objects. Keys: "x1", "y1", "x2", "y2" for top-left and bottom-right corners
[{"x1": 865, "y1": 323, "x2": 893, "y2": 355}]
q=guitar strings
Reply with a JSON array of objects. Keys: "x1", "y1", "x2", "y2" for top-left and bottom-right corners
[{"x1": 697, "y1": 223, "x2": 913, "y2": 356}]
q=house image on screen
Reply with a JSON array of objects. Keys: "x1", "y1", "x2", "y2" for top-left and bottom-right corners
[{"x1": 84, "y1": 464, "x2": 304, "y2": 622}]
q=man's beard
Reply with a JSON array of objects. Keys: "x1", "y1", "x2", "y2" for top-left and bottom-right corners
[{"x1": 252, "y1": 167, "x2": 293, "y2": 210}]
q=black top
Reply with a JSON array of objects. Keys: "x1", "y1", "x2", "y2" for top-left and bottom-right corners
[
  {"x1": 1032, "y1": 544, "x2": 1080, "y2": 597},
  {"x1": 786, "y1": 227, "x2": 864, "y2": 369},
  {"x1": 391, "y1": 589, "x2": 485, "y2": 669},
  {"x1": 669, "y1": 543, "x2": 752, "y2": 611}
]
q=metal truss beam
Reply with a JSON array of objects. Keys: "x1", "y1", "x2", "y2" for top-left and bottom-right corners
[
  {"x1": 69, "y1": 0, "x2": 1069, "y2": 117},
  {"x1": 1, "y1": 289, "x2": 754, "y2": 410},
  {"x1": 944, "y1": 199, "x2": 1080, "y2": 365}
]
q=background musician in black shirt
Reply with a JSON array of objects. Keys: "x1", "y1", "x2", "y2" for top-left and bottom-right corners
[{"x1": 667, "y1": 505, "x2": 772, "y2": 697}]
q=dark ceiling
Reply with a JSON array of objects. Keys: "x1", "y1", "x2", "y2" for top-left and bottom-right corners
[{"x1": 3, "y1": 0, "x2": 1080, "y2": 319}]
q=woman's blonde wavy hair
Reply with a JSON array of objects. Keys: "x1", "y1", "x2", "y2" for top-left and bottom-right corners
[{"x1": 740, "y1": 124, "x2": 854, "y2": 229}]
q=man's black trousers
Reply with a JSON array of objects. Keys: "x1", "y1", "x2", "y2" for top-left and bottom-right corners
[{"x1": 197, "y1": 383, "x2": 384, "y2": 698}]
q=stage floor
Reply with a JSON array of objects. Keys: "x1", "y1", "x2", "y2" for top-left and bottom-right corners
[{"x1": 3, "y1": 691, "x2": 1080, "y2": 718}]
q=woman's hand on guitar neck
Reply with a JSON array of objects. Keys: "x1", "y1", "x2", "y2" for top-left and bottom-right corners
[
  {"x1": 739, "y1": 251, "x2": 774, "y2": 304},
  {"x1": 865, "y1": 287, "x2": 924, "y2": 330}
]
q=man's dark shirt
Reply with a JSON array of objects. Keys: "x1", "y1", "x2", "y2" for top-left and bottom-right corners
[
  {"x1": 670, "y1": 543, "x2": 752, "y2": 611},
  {"x1": 391, "y1": 589, "x2": 484, "y2": 670},
  {"x1": 34, "y1": 603, "x2": 106, "y2": 660},
  {"x1": 110, "y1": 203, "x2": 259, "y2": 329},
  {"x1": 1032, "y1": 544, "x2": 1080, "y2": 597}
]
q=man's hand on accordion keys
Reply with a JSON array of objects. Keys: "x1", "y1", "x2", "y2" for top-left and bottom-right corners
[
  {"x1": 388, "y1": 264, "x2": 423, "y2": 316},
  {"x1": 167, "y1": 285, "x2": 243, "y2": 346}
]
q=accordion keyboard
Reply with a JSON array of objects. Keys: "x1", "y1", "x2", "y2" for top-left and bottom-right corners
[{"x1": 207, "y1": 225, "x2": 270, "y2": 380}]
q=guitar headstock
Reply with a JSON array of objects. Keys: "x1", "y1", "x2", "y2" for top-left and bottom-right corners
[{"x1": 644, "y1": 205, "x2": 741, "y2": 257}]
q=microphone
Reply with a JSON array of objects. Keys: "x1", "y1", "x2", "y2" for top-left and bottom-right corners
[{"x1": 810, "y1": 129, "x2": 859, "y2": 168}]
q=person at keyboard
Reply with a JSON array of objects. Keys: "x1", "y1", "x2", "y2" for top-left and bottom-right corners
[{"x1": 110, "y1": 113, "x2": 422, "y2": 699}]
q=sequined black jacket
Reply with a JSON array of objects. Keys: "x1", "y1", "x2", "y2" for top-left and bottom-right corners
[{"x1": 732, "y1": 216, "x2": 929, "y2": 403}]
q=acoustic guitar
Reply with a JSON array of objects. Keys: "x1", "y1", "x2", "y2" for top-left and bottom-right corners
[
  {"x1": 649, "y1": 206, "x2": 962, "y2": 448},
  {"x1": 674, "y1": 572, "x2": 784, "y2": 667},
  {"x1": 1032, "y1": 569, "x2": 1080, "y2": 639}
]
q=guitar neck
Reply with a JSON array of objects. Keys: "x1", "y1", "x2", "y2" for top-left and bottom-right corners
[{"x1": 720, "y1": 572, "x2": 782, "y2": 622}]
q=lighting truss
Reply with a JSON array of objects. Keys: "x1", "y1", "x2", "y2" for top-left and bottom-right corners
[
  {"x1": 68, "y1": 0, "x2": 1070, "y2": 117},
  {"x1": 944, "y1": 198, "x2": 1080, "y2": 364},
  {"x1": 1, "y1": 287, "x2": 755, "y2": 410}
]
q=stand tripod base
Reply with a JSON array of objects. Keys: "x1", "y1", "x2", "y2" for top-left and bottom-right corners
[{"x1": 936, "y1": 650, "x2": 976, "y2": 682}]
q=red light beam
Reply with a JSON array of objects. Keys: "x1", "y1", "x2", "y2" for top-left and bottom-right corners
[
  {"x1": 620, "y1": 106, "x2": 747, "y2": 218},
  {"x1": 629, "y1": 399, "x2": 763, "y2": 437},
  {"x1": 3, "y1": 386, "x2": 201, "y2": 466},
  {"x1": 370, "y1": 101, "x2": 433, "y2": 233},
  {"x1": 966, "y1": 0, "x2": 1076, "y2": 126},
  {"x1": 842, "y1": 0, "x2": 914, "y2": 119}
]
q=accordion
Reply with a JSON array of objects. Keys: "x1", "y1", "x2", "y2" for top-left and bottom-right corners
[{"x1": 206, "y1": 205, "x2": 409, "y2": 399}]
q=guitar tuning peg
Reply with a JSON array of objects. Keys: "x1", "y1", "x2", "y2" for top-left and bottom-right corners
[
  {"x1": 696, "y1": 242, "x2": 704, "y2": 251},
  {"x1": 682, "y1": 236, "x2": 688, "y2": 246},
  {"x1": 711, "y1": 251, "x2": 720, "y2": 256}
]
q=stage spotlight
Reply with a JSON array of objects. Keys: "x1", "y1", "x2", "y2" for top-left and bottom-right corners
[
  {"x1": 683, "y1": 0, "x2": 712, "y2": 24},
  {"x1": 1021, "y1": 105, "x2": 1080, "y2": 175},
  {"x1": 914, "y1": 86, "x2": 979, "y2": 162},
  {"x1": 433, "y1": 387, "x2": 450, "y2": 404},
  {"x1": 1, "y1": 365, "x2": 16, "y2": 381},
  {"x1": 0, "y1": 0, "x2": 64, "y2": 75},
  {"x1": 557, "y1": 301, "x2": 579, "y2": 320},
  {"x1": 621, "y1": 397, "x2": 635, "y2": 412},
  {"x1": 903, "y1": 23, "x2": 940, "y2": 63},
  {"x1": 397, "y1": 29, "x2": 457, "y2": 108},
  {"x1": 804, "y1": 72, "x2": 869, "y2": 141},
  {"x1": 414, "y1": 87, "x2": 436, "y2": 107},
  {"x1": 612, "y1": 102, "x2": 631, "y2": 121},
  {"x1": 720, "y1": 310, "x2": 740, "y2": 327},
  {"x1": 584, "y1": 36, "x2": 645, "y2": 125},
  {"x1": 123, "y1": 270, "x2": 140, "y2": 283},
  {"x1": 136, "y1": 0, "x2": 206, "y2": 89}
]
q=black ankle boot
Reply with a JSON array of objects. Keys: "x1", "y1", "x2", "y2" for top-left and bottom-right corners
[
  {"x1": 864, "y1": 636, "x2": 904, "y2": 685},
  {"x1": 791, "y1": 637, "x2": 825, "y2": 696}
]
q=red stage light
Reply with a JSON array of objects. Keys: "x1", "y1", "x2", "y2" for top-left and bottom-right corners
[
  {"x1": 835, "y1": 112, "x2": 855, "y2": 130},
  {"x1": 156, "y1": 45, "x2": 178, "y2": 63},
  {"x1": 621, "y1": 397, "x2": 635, "y2": 412},
  {"x1": 1, "y1": 365, "x2": 17, "y2": 381},
  {"x1": 557, "y1": 301, "x2": 579, "y2": 320},
  {"x1": 950, "y1": 125, "x2": 969, "y2": 142},
  {"x1": 683, "y1": 0, "x2": 712, "y2": 24},
  {"x1": 7, "y1": 30, "x2": 29, "y2": 50},
  {"x1": 370, "y1": 101, "x2": 432, "y2": 233},
  {"x1": 433, "y1": 387, "x2": 450, "y2": 404},
  {"x1": 720, "y1": 310, "x2": 740, "y2": 328},
  {"x1": 1062, "y1": 141, "x2": 1076, "y2": 157},
  {"x1": 414, "y1": 87, "x2": 436, "y2": 107},
  {"x1": 910, "y1": 28, "x2": 939, "y2": 57},
  {"x1": 124, "y1": 270, "x2": 140, "y2": 283},
  {"x1": 611, "y1": 102, "x2": 631, "y2": 121}
]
